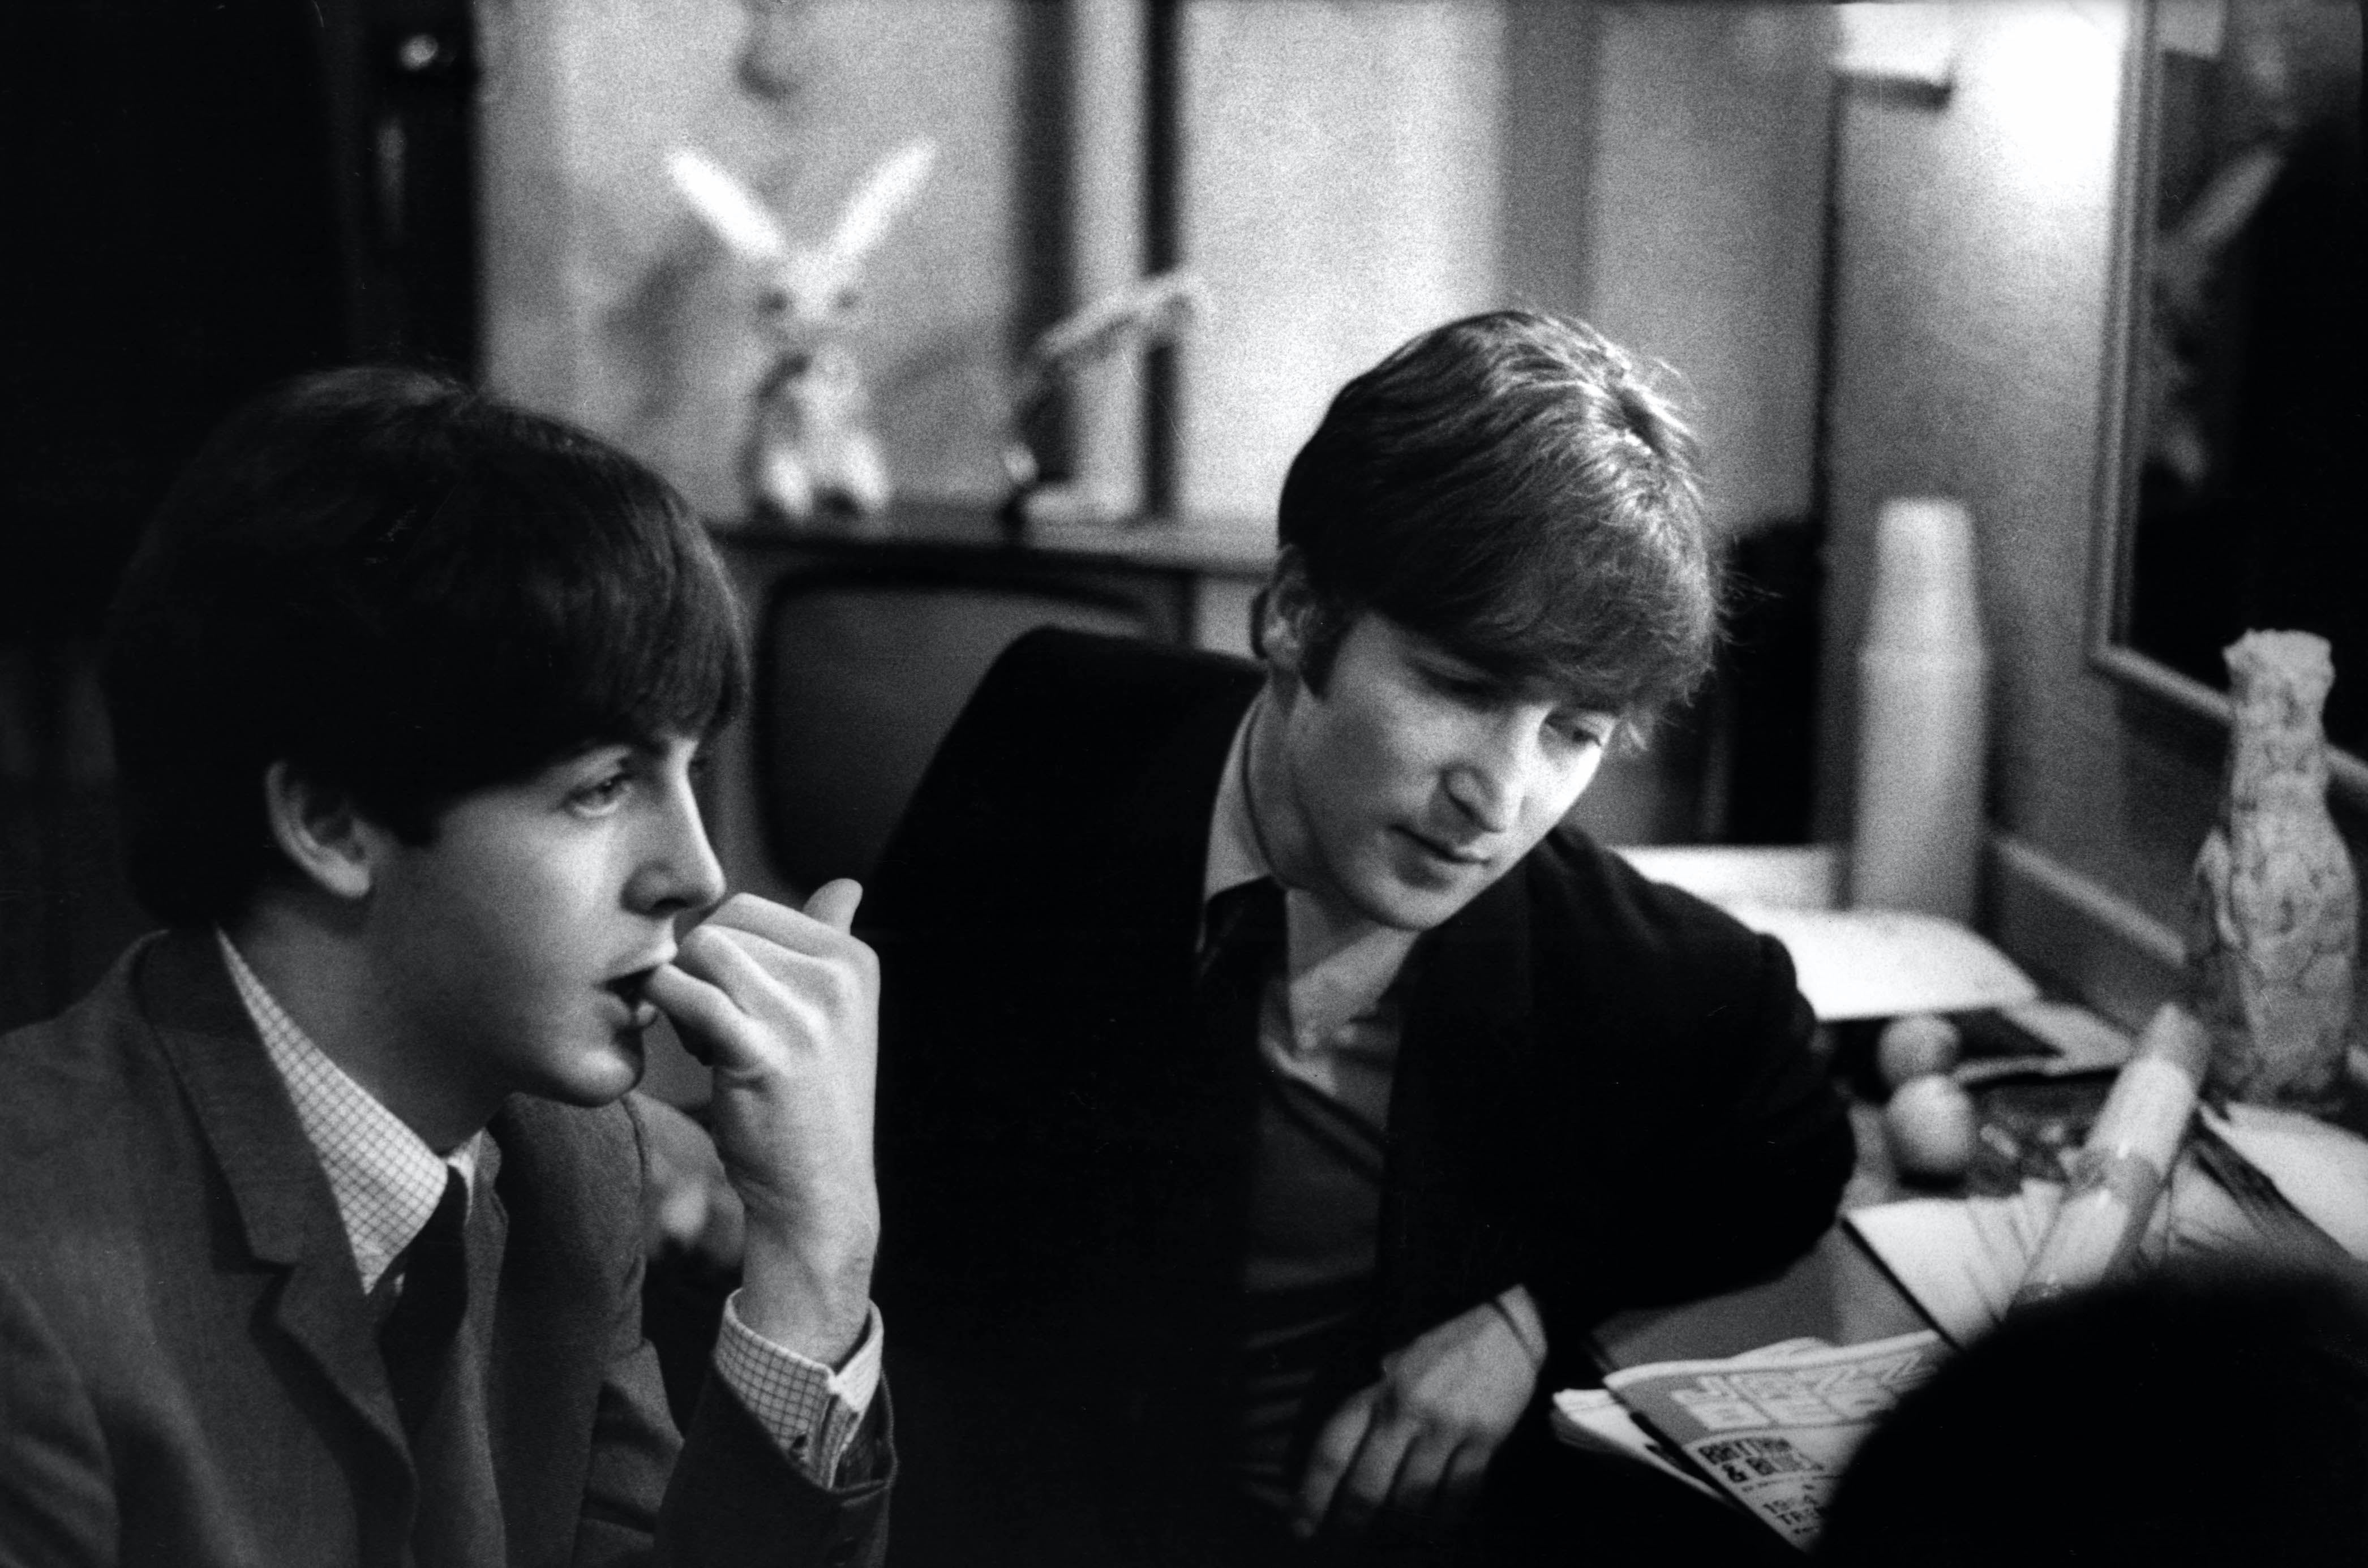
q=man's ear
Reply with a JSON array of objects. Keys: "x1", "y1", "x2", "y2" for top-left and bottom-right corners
[
  {"x1": 1257, "y1": 548, "x2": 1319, "y2": 681},
  {"x1": 261, "y1": 761, "x2": 383, "y2": 902}
]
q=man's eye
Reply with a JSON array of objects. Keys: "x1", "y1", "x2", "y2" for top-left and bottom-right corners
[
  {"x1": 1422, "y1": 667, "x2": 1496, "y2": 705},
  {"x1": 569, "y1": 773, "x2": 632, "y2": 813},
  {"x1": 1550, "y1": 715, "x2": 1611, "y2": 750}
]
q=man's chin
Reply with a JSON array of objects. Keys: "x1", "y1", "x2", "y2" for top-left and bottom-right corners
[
  {"x1": 1348, "y1": 872, "x2": 1485, "y2": 933},
  {"x1": 541, "y1": 1033, "x2": 647, "y2": 1109}
]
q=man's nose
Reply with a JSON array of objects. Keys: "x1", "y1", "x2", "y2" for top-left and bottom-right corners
[
  {"x1": 630, "y1": 784, "x2": 728, "y2": 917},
  {"x1": 1444, "y1": 723, "x2": 1535, "y2": 835}
]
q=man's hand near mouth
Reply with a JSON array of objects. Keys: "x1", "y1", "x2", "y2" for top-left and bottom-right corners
[{"x1": 645, "y1": 881, "x2": 881, "y2": 1369}]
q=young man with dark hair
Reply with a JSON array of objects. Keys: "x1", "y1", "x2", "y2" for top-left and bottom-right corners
[
  {"x1": 865, "y1": 312, "x2": 1851, "y2": 1566},
  {"x1": 0, "y1": 368, "x2": 893, "y2": 1566}
]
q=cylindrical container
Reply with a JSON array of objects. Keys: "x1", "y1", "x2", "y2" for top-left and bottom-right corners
[
  {"x1": 2013, "y1": 1003, "x2": 2209, "y2": 1309},
  {"x1": 1851, "y1": 498, "x2": 1989, "y2": 923}
]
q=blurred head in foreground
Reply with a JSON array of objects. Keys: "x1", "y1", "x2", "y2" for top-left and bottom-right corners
[{"x1": 1817, "y1": 1264, "x2": 2368, "y2": 1567}]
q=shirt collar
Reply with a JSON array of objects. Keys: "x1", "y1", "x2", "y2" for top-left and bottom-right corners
[
  {"x1": 215, "y1": 930, "x2": 482, "y2": 1295},
  {"x1": 1203, "y1": 695, "x2": 1270, "y2": 907},
  {"x1": 1200, "y1": 699, "x2": 1419, "y2": 1049}
]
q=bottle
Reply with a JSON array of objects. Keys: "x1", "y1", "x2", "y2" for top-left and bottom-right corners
[
  {"x1": 2187, "y1": 630, "x2": 2358, "y2": 1111},
  {"x1": 1851, "y1": 498, "x2": 1989, "y2": 923}
]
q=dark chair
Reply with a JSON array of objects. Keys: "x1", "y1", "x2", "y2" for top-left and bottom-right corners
[{"x1": 753, "y1": 570, "x2": 1151, "y2": 892}]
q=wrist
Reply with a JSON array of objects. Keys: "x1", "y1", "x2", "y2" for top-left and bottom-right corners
[{"x1": 735, "y1": 1204, "x2": 878, "y2": 1368}]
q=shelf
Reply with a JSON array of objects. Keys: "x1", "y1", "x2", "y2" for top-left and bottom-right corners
[{"x1": 709, "y1": 498, "x2": 1275, "y2": 581}]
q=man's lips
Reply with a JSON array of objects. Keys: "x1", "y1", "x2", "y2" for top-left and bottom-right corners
[
  {"x1": 1395, "y1": 826, "x2": 1493, "y2": 867},
  {"x1": 602, "y1": 962, "x2": 668, "y2": 1025}
]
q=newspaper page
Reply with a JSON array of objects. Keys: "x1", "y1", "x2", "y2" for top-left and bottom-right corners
[
  {"x1": 1599, "y1": 1330, "x2": 1950, "y2": 1550},
  {"x1": 1548, "y1": 1388, "x2": 1726, "y2": 1502},
  {"x1": 1552, "y1": 1338, "x2": 1835, "y2": 1505}
]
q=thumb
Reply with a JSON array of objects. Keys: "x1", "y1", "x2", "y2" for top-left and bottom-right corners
[{"x1": 801, "y1": 877, "x2": 864, "y2": 934}]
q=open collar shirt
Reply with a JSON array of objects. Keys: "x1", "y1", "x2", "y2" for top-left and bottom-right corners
[
  {"x1": 1199, "y1": 702, "x2": 1550, "y2": 1365},
  {"x1": 1202, "y1": 698, "x2": 1418, "y2": 1133}
]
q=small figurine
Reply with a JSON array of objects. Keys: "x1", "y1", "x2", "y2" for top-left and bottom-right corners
[
  {"x1": 2186, "y1": 629, "x2": 2358, "y2": 1111},
  {"x1": 668, "y1": 142, "x2": 935, "y2": 529},
  {"x1": 996, "y1": 270, "x2": 1208, "y2": 534}
]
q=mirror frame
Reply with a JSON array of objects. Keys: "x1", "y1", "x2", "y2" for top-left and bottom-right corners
[{"x1": 2083, "y1": 0, "x2": 2368, "y2": 804}]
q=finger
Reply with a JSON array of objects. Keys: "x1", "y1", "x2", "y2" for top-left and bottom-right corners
[
  {"x1": 673, "y1": 919, "x2": 847, "y2": 1000},
  {"x1": 697, "y1": 890, "x2": 868, "y2": 962},
  {"x1": 1294, "y1": 1387, "x2": 1377, "y2": 1537},
  {"x1": 642, "y1": 963, "x2": 734, "y2": 1062},
  {"x1": 680, "y1": 925, "x2": 861, "y2": 1047},
  {"x1": 644, "y1": 940, "x2": 826, "y2": 1070},
  {"x1": 1385, "y1": 1431, "x2": 1458, "y2": 1524},
  {"x1": 801, "y1": 878, "x2": 864, "y2": 934},
  {"x1": 1435, "y1": 1443, "x2": 1492, "y2": 1525},
  {"x1": 1327, "y1": 1404, "x2": 1418, "y2": 1537},
  {"x1": 656, "y1": 1180, "x2": 710, "y2": 1248}
]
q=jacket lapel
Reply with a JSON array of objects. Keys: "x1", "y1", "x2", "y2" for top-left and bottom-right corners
[
  {"x1": 1096, "y1": 666, "x2": 1267, "y2": 1170},
  {"x1": 1075, "y1": 663, "x2": 1266, "y2": 1180},
  {"x1": 137, "y1": 930, "x2": 419, "y2": 1544},
  {"x1": 1378, "y1": 864, "x2": 1538, "y2": 1343},
  {"x1": 1074, "y1": 670, "x2": 1264, "y2": 1470},
  {"x1": 1406, "y1": 857, "x2": 1536, "y2": 1046},
  {"x1": 1093, "y1": 664, "x2": 1263, "y2": 981}
]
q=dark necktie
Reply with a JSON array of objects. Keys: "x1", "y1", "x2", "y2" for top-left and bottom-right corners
[
  {"x1": 379, "y1": 1166, "x2": 470, "y2": 1438},
  {"x1": 1200, "y1": 877, "x2": 1286, "y2": 998},
  {"x1": 1191, "y1": 875, "x2": 1286, "y2": 1212}
]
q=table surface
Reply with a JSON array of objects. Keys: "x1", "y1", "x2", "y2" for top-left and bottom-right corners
[{"x1": 1593, "y1": 1069, "x2": 2368, "y2": 1373}]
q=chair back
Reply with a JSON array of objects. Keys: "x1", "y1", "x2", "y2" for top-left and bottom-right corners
[{"x1": 756, "y1": 572, "x2": 1149, "y2": 890}]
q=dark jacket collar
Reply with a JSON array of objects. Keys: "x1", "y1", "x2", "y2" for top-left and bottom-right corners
[
  {"x1": 136, "y1": 929, "x2": 333, "y2": 1269},
  {"x1": 1366, "y1": 861, "x2": 1543, "y2": 1352},
  {"x1": 1094, "y1": 661, "x2": 1267, "y2": 977},
  {"x1": 1411, "y1": 853, "x2": 1537, "y2": 1038},
  {"x1": 136, "y1": 929, "x2": 421, "y2": 1520}
]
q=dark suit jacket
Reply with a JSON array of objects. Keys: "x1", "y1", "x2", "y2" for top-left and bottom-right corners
[
  {"x1": 0, "y1": 929, "x2": 892, "y2": 1568},
  {"x1": 864, "y1": 630, "x2": 1854, "y2": 1537}
]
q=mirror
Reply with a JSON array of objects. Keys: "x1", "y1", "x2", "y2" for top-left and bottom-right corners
[{"x1": 2089, "y1": 0, "x2": 2363, "y2": 795}]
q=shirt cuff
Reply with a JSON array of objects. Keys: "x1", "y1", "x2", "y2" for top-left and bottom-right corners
[{"x1": 711, "y1": 1290, "x2": 884, "y2": 1484}]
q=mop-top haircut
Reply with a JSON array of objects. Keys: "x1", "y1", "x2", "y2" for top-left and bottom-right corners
[
  {"x1": 104, "y1": 365, "x2": 748, "y2": 927},
  {"x1": 1266, "y1": 310, "x2": 1717, "y2": 723}
]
